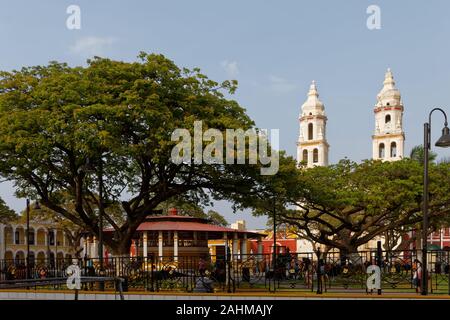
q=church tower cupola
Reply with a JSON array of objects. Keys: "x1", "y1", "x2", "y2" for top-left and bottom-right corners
[
  {"x1": 297, "y1": 80, "x2": 329, "y2": 167},
  {"x1": 372, "y1": 68, "x2": 405, "y2": 161}
]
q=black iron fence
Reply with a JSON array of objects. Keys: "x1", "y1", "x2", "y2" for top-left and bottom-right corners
[{"x1": 0, "y1": 250, "x2": 449, "y2": 294}]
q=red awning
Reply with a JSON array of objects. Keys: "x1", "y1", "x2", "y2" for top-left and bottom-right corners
[{"x1": 136, "y1": 221, "x2": 263, "y2": 238}]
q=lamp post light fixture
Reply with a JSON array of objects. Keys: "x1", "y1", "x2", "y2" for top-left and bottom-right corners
[{"x1": 422, "y1": 107, "x2": 450, "y2": 295}]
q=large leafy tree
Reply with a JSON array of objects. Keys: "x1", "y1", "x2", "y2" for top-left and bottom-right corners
[
  {"x1": 238, "y1": 159, "x2": 450, "y2": 254},
  {"x1": 0, "y1": 53, "x2": 264, "y2": 254}
]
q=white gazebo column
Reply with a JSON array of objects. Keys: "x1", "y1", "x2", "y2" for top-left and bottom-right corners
[
  {"x1": 440, "y1": 229, "x2": 443, "y2": 249},
  {"x1": 232, "y1": 232, "x2": 239, "y2": 258},
  {"x1": 143, "y1": 231, "x2": 148, "y2": 261},
  {"x1": 92, "y1": 236, "x2": 98, "y2": 259},
  {"x1": 84, "y1": 236, "x2": 90, "y2": 258},
  {"x1": 62, "y1": 231, "x2": 66, "y2": 247},
  {"x1": 223, "y1": 232, "x2": 228, "y2": 256},
  {"x1": 173, "y1": 231, "x2": 179, "y2": 262},
  {"x1": 240, "y1": 233, "x2": 248, "y2": 258},
  {"x1": 257, "y1": 237, "x2": 263, "y2": 261},
  {"x1": 158, "y1": 231, "x2": 163, "y2": 261},
  {"x1": 81, "y1": 236, "x2": 87, "y2": 257}
]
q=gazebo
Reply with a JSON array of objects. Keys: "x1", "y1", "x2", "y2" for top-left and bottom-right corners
[{"x1": 129, "y1": 208, "x2": 264, "y2": 261}]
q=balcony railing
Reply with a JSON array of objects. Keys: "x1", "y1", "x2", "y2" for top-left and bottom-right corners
[{"x1": 145, "y1": 239, "x2": 208, "y2": 247}]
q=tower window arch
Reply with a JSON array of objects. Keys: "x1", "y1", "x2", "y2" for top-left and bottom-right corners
[
  {"x1": 308, "y1": 123, "x2": 313, "y2": 140},
  {"x1": 313, "y1": 148, "x2": 319, "y2": 163},
  {"x1": 379, "y1": 143, "x2": 385, "y2": 158},
  {"x1": 385, "y1": 114, "x2": 391, "y2": 124},
  {"x1": 390, "y1": 142, "x2": 397, "y2": 158},
  {"x1": 302, "y1": 149, "x2": 308, "y2": 163}
]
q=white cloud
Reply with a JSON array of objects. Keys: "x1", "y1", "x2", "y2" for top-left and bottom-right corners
[
  {"x1": 220, "y1": 60, "x2": 239, "y2": 78},
  {"x1": 69, "y1": 36, "x2": 116, "y2": 57},
  {"x1": 268, "y1": 75, "x2": 297, "y2": 93}
]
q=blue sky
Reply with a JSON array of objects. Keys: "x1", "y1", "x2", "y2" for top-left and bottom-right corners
[{"x1": 1, "y1": 0, "x2": 450, "y2": 228}]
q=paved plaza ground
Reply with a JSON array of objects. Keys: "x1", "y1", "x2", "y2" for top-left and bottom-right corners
[{"x1": 1, "y1": 289, "x2": 449, "y2": 300}]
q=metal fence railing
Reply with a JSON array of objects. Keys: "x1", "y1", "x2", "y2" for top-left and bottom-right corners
[{"x1": 0, "y1": 250, "x2": 449, "y2": 295}]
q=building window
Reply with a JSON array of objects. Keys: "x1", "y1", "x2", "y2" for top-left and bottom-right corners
[
  {"x1": 308, "y1": 123, "x2": 313, "y2": 140},
  {"x1": 302, "y1": 149, "x2": 308, "y2": 163},
  {"x1": 15, "y1": 230, "x2": 20, "y2": 244},
  {"x1": 28, "y1": 229, "x2": 35, "y2": 245},
  {"x1": 313, "y1": 148, "x2": 319, "y2": 163},
  {"x1": 379, "y1": 143, "x2": 385, "y2": 158},
  {"x1": 390, "y1": 142, "x2": 397, "y2": 158},
  {"x1": 48, "y1": 231, "x2": 55, "y2": 246},
  {"x1": 385, "y1": 114, "x2": 391, "y2": 123}
]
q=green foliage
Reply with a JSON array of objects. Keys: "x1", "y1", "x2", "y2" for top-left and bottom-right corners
[
  {"x1": 156, "y1": 197, "x2": 228, "y2": 226},
  {"x1": 0, "y1": 53, "x2": 262, "y2": 254},
  {"x1": 236, "y1": 158, "x2": 450, "y2": 253},
  {"x1": 409, "y1": 145, "x2": 437, "y2": 164},
  {"x1": 206, "y1": 210, "x2": 228, "y2": 227},
  {"x1": 0, "y1": 197, "x2": 17, "y2": 223}
]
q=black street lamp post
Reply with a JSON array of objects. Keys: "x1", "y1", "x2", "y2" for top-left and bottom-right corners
[
  {"x1": 97, "y1": 159, "x2": 105, "y2": 291},
  {"x1": 26, "y1": 199, "x2": 30, "y2": 279},
  {"x1": 26, "y1": 199, "x2": 40, "y2": 279},
  {"x1": 79, "y1": 157, "x2": 105, "y2": 290},
  {"x1": 272, "y1": 197, "x2": 277, "y2": 293},
  {"x1": 422, "y1": 107, "x2": 450, "y2": 295}
]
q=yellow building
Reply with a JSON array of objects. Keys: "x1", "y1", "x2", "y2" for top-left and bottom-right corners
[{"x1": 0, "y1": 221, "x2": 74, "y2": 264}]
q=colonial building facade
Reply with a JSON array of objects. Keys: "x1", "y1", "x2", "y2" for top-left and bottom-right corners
[{"x1": 0, "y1": 221, "x2": 74, "y2": 263}]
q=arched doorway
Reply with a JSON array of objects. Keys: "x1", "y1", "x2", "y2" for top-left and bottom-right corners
[
  {"x1": 37, "y1": 252, "x2": 46, "y2": 265},
  {"x1": 15, "y1": 227, "x2": 25, "y2": 245},
  {"x1": 15, "y1": 251, "x2": 25, "y2": 264}
]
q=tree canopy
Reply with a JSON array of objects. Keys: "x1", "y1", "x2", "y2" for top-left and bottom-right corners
[
  {"x1": 236, "y1": 158, "x2": 450, "y2": 253},
  {"x1": 0, "y1": 53, "x2": 265, "y2": 254}
]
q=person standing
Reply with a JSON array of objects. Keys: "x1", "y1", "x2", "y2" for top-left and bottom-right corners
[{"x1": 412, "y1": 259, "x2": 422, "y2": 293}]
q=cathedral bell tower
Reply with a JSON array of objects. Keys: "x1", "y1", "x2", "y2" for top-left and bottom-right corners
[
  {"x1": 297, "y1": 80, "x2": 329, "y2": 167},
  {"x1": 372, "y1": 68, "x2": 405, "y2": 161}
]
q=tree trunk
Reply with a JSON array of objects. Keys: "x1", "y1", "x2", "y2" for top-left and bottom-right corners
[{"x1": 112, "y1": 241, "x2": 131, "y2": 257}]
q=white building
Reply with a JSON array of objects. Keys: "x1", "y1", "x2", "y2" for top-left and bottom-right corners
[
  {"x1": 372, "y1": 68, "x2": 405, "y2": 161},
  {"x1": 297, "y1": 80, "x2": 329, "y2": 167}
]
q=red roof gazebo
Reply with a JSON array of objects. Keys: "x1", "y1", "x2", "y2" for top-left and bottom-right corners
[{"x1": 129, "y1": 208, "x2": 264, "y2": 261}]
